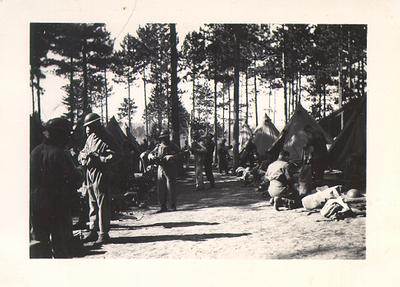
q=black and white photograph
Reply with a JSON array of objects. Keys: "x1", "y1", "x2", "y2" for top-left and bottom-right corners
[
  {"x1": 1, "y1": 0, "x2": 400, "y2": 286},
  {"x1": 29, "y1": 22, "x2": 367, "y2": 259}
]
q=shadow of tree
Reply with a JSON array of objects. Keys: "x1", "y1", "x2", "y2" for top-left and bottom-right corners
[
  {"x1": 110, "y1": 221, "x2": 220, "y2": 230},
  {"x1": 109, "y1": 232, "x2": 251, "y2": 244},
  {"x1": 272, "y1": 245, "x2": 366, "y2": 259}
]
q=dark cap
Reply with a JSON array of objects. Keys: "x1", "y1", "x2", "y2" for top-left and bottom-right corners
[{"x1": 43, "y1": 118, "x2": 72, "y2": 132}]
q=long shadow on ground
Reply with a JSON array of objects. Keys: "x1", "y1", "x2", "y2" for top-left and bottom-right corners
[
  {"x1": 109, "y1": 232, "x2": 251, "y2": 244},
  {"x1": 110, "y1": 221, "x2": 220, "y2": 230},
  {"x1": 272, "y1": 245, "x2": 366, "y2": 259}
]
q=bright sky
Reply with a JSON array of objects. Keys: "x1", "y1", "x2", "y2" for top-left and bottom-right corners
[{"x1": 38, "y1": 22, "x2": 299, "y2": 133}]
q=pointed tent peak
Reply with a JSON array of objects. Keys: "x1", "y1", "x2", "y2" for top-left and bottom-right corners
[
  {"x1": 106, "y1": 116, "x2": 127, "y2": 147},
  {"x1": 256, "y1": 113, "x2": 280, "y2": 135},
  {"x1": 268, "y1": 104, "x2": 333, "y2": 161},
  {"x1": 288, "y1": 104, "x2": 333, "y2": 144},
  {"x1": 253, "y1": 115, "x2": 280, "y2": 157},
  {"x1": 261, "y1": 113, "x2": 272, "y2": 124}
]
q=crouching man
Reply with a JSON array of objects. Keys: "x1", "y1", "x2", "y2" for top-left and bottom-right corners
[{"x1": 265, "y1": 150, "x2": 300, "y2": 211}]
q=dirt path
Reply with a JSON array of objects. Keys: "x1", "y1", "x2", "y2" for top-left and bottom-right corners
[{"x1": 80, "y1": 171, "x2": 366, "y2": 259}]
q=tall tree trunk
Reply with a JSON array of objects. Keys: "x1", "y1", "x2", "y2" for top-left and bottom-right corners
[
  {"x1": 222, "y1": 84, "x2": 225, "y2": 138},
  {"x1": 245, "y1": 69, "x2": 249, "y2": 124},
  {"x1": 298, "y1": 72, "x2": 302, "y2": 104},
  {"x1": 169, "y1": 24, "x2": 180, "y2": 148},
  {"x1": 357, "y1": 61, "x2": 362, "y2": 98},
  {"x1": 254, "y1": 73, "x2": 258, "y2": 127},
  {"x1": 273, "y1": 88, "x2": 276, "y2": 124},
  {"x1": 282, "y1": 52, "x2": 288, "y2": 123},
  {"x1": 288, "y1": 77, "x2": 292, "y2": 116},
  {"x1": 128, "y1": 72, "x2": 131, "y2": 130},
  {"x1": 228, "y1": 82, "x2": 231, "y2": 146},
  {"x1": 143, "y1": 66, "x2": 149, "y2": 138},
  {"x1": 233, "y1": 30, "x2": 241, "y2": 169},
  {"x1": 338, "y1": 28, "x2": 343, "y2": 109},
  {"x1": 318, "y1": 79, "x2": 322, "y2": 117},
  {"x1": 82, "y1": 39, "x2": 89, "y2": 113},
  {"x1": 192, "y1": 76, "x2": 196, "y2": 118},
  {"x1": 104, "y1": 66, "x2": 108, "y2": 125},
  {"x1": 268, "y1": 80, "x2": 272, "y2": 118},
  {"x1": 36, "y1": 74, "x2": 41, "y2": 122},
  {"x1": 291, "y1": 76, "x2": 295, "y2": 113},
  {"x1": 31, "y1": 71, "x2": 35, "y2": 115},
  {"x1": 214, "y1": 79, "x2": 218, "y2": 162},
  {"x1": 361, "y1": 56, "x2": 366, "y2": 98},
  {"x1": 323, "y1": 83, "x2": 327, "y2": 117},
  {"x1": 347, "y1": 30, "x2": 353, "y2": 101},
  {"x1": 69, "y1": 57, "x2": 75, "y2": 124}
]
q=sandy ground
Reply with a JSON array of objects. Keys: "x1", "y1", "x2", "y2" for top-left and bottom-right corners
[{"x1": 79, "y1": 170, "x2": 366, "y2": 259}]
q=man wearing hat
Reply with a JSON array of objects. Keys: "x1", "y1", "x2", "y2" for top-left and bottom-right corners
[
  {"x1": 203, "y1": 133, "x2": 215, "y2": 188},
  {"x1": 78, "y1": 113, "x2": 120, "y2": 244},
  {"x1": 30, "y1": 118, "x2": 83, "y2": 258},
  {"x1": 150, "y1": 130, "x2": 180, "y2": 212}
]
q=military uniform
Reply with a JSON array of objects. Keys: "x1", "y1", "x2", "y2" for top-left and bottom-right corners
[
  {"x1": 191, "y1": 140, "x2": 207, "y2": 190},
  {"x1": 30, "y1": 125, "x2": 82, "y2": 258},
  {"x1": 151, "y1": 141, "x2": 180, "y2": 211},
  {"x1": 204, "y1": 137, "x2": 215, "y2": 188},
  {"x1": 79, "y1": 129, "x2": 118, "y2": 241}
]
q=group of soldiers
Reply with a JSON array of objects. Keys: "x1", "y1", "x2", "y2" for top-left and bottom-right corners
[
  {"x1": 30, "y1": 109, "x2": 330, "y2": 258},
  {"x1": 30, "y1": 113, "x2": 123, "y2": 258},
  {"x1": 251, "y1": 125, "x2": 329, "y2": 211},
  {"x1": 29, "y1": 112, "x2": 235, "y2": 258}
]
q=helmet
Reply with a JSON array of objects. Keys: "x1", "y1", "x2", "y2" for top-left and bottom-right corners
[
  {"x1": 346, "y1": 189, "x2": 362, "y2": 198},
  {"x1": 83, "y1": 113, "x2": 101, "y2": 127},
  {"x1": 43, "y1": 118, "x2": 72, "y2": 132},
  {"x1": 159, "y1": 129, "x2": 170, "y2": 139}
]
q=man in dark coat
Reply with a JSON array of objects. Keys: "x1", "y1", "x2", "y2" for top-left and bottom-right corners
[
  {"x1": 78, "y1": 113, "x2": 120, "y2": 244},
  {"x1": 149, "y1": 130, "x2": 180, "y2": 212},
  {"x1": 203, "y1": 133, "x2": 215, "y2": 188},
  {"x1": 218, "y1": 138, "x2": 230, "y2": 174},
  {"x1": 302, "y1": 125, "x2": 328, "y2": 182},
  {"x1": 30, "y1": 118, "x2": 83, "y2": 258}
]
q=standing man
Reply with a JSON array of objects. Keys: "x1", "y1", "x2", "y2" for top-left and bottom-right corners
[
  {"x1": 150, "y1": 130, "x2": 180, "y2": 213},
  {"x1": 182, "y1": 139, "x2": 191, "y2": 170},
  {"x1": 190, "y1": 133, "x2": 207, "y2": 191},
  {"x1": 218, "y1": 138, "x2": 230, "y2": 174},
  {"x1": 30, "y1": 118, "x2": 83, "y2": 258},
  {"x1": 78, "y1": 113, "x2": 120, "y2": 244},
  {"x1": 302, "y1": 125, "x2": 328, "y2": 183},
  {"x1": 204, "y1": 133, "x2": 215, "y2": 188}
]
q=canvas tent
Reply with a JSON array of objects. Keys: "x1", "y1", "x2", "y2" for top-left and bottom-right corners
[
  {"x1": 106, "y1": 116, "x2": 141, "y2": 172},
  {"x1": 106, "y1": 116, "x2": 127, "y2": 149},
  {"x1": 319, "y1": 98, "x2": 361, "y2": 138},
  {"x1": 239, "y1": 122, "x2": 253, "y2": 151},
  {"x1": 268, "y1": 104, "x2": 333, "y2": 161},
  {"x1": 328, "y1": 96, "x2": 366, "y2": 170},
  {"x1": 253, "y1": 114, "x2": 280, "y2": 157}
]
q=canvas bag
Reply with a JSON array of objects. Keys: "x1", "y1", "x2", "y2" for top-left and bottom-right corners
[{"x1": 301, "y1": 185, "x2": 342, "y2": 210}]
